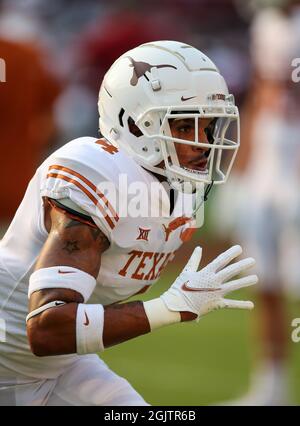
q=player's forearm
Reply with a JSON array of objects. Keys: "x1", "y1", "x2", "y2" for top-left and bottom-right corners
[
  {"x1": 27, "y1": 300, "x2": 154, "y2": 356},
  {"x1": 103, "y1": 301, "x2": 151, "y2": 347},
  {"x1": 27, "y1": 298, "x2": 195, "y2": 357},
  {"x1": 27, "y1": 301, "x2": 146, "y2": 357},
  {"x1": 103, "y1": 302, "x2": 195, "y2": 347}
]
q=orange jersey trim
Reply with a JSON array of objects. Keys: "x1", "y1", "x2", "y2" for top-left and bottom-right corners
[
  {"x1": 48, "y1": 165, "x2": 119, "y2": 222},
  {"x1": 46, "y1": 172, "x2": 115, "y2": 230}
]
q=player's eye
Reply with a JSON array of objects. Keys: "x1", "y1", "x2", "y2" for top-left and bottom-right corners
[
  {"x1": 171, "y1": 120, "x2": 194, "y2": 135},
  {"x1": 177, "y1": 124, "x2": 193, "y2": 133}
]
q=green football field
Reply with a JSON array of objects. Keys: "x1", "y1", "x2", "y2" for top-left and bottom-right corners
[{"x1": 101, "y1": 269, "x2": 300, "y2": 406}]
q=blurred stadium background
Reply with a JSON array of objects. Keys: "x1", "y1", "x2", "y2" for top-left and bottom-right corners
[{"x1": 1, "y1": 0, "x2": 300, "y2": 405}]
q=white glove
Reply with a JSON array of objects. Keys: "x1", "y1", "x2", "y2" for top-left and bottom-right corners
[{"x1": 160, "y1": 245, "x2": 258, "y2": 319}]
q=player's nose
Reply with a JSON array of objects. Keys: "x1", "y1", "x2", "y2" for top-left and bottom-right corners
[{"x1": 192, "y1": 136, "x2": 210, "y2": 153}]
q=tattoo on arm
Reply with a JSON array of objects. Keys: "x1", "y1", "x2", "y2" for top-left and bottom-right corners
[
  {"x1": 64, "y1": 219, "x2": 85, "y2": 230},
  {"x1": 36, "y1": 201, "x2": 110, "y2": 277},
  {"x1": 62, "y1": 240, "x2": 80, "y2": 254},
  {"x1": 89, "y1": 227, "x2": 102, "y2": 242},
  {"x1": 65, "y1": 220, "x2": 103, "y2": 242}
]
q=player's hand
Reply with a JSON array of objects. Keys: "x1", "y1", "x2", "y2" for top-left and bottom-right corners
[{"x1": 160, "y1": 245, "x2": 258, "y2": 320}]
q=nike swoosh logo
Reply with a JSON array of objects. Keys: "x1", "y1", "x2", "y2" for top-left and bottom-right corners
[
  {"x1": 181, "y1": 96, "x2": 197, "y2": 102},
  {"x1": 181, "y1": 281, "x2": 221, "y2": 292},
  {"x1": 58, "y1": 270, "x2": 76, "y2": 274},
  {"x1": 84, "y1": 311, "x2": 89, "y2": 326}
]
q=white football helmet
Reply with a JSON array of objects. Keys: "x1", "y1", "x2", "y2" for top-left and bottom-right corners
[{"x1": 98, "y1": 40, "x2": 240, "y2": 193}]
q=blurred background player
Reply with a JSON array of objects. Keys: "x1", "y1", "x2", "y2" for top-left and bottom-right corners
[{"x1": 213, "y1": 0, "x2": 300, "y2": 405}]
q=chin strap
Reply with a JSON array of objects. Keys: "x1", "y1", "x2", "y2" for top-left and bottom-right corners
[
  {"x1": 192, "y1": 180, "x2": 214, "y2": 219},
  {"x1": 204, "y1": 180, "x2": 214, "y2": 202}
]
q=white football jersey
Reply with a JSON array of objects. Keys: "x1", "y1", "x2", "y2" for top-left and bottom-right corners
[{"x1": 0, "y1": 137, "x2": 199, "y2": 379}]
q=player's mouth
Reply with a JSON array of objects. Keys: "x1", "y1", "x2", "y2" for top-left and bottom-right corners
[
  {"x1": 183, "y1": 166, "x2": 208, "y2": 175},
  {"x1": 184, "y1": 157, "x2": 209, "y2": 174}
]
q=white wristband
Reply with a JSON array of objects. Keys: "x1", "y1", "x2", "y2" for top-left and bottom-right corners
[
  {"x1": 143, "y1": 298, "x2": 181, "y2": 331},
  {"x1": 76, "y1": 304, "x2": 105, "y2": 354}
]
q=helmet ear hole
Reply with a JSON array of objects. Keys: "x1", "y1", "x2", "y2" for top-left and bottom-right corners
[{"x1": 128, "y1": 116, "x2": 143, "y2": 138}]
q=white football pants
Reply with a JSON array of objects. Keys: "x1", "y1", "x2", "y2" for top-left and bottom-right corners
[{"x1": 0, "y1": 354, "x2": 148, "y2": 406}]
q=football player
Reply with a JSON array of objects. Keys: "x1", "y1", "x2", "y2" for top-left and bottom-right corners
[{"x1": 0, "y1": 41, "x2": 257, "y2": 405}]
